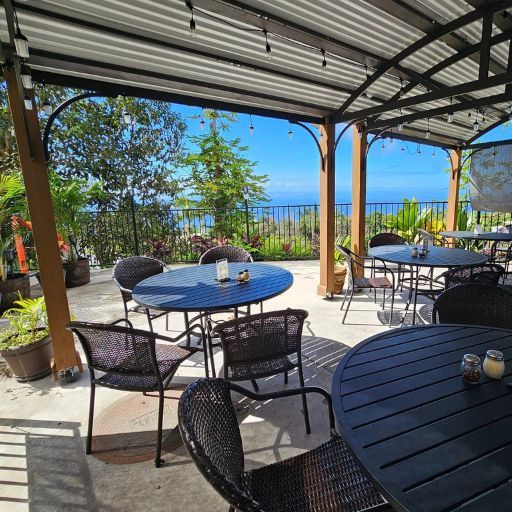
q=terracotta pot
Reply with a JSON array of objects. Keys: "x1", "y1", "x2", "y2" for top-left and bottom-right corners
[
  {"x1": 63, "y1": 258, "x2": 90, "y2": 288},
  {"x1": 1, "y1": 332, "x2": 52, "y2": 382},
  {"x1": 333, "y1": 265, "x2": 347, "y2": 294},
  {"x1": 0, "y1": 273, "x2": 30, "y2": 313}
]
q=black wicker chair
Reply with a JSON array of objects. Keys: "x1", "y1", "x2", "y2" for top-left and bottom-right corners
[
  {"x1": 67, "y1": 319, "x2": 206, "y2": 467},
  {"x1": 442, "y1": 262, "x2": 505, "y2": 289},
  {"x1": 368, "y1": 232, "x2": 411, "y2": 292},
  {"x1": 212, "y1": 309, "x2": 311, "y2": 432},
  {"x1": 112, "y1": 256, "x2": 175, "y2": 332},
  {"x1": 178, "y1": 378, "x2": 390, "y2": 512},
  {"x1": 338, "y1": 246, "x2": 395, "y2": 326},
  {"x1": 199, "y1": 245, "x2": 253, "y2": 265},
  {"x1": 432, "y1": 283, "x2": 512, "y2": 328}
]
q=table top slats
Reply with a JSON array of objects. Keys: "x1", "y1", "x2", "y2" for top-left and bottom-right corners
[
  {"x1": 333, "y1": 324, "x2": 512, "y2": 512},
  {"x1": 132, "y1": 263, "x2": 293, "y2": 312}
]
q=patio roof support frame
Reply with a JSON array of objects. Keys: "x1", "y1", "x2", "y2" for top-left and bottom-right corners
[
  {"x1": 446, "y1": 148, "x2": 463, "y2": 241},
  {"x1": 351, "y1": 123, "x2": 367, "y2": 278},
  {"x1": 4, "y1": 66, "x2": 80, "y2": 379},
  {"x1": 317, "y1": 121, "x2": 336, "y2": 298}
]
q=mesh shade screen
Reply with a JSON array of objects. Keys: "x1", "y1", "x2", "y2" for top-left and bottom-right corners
[{"x1": 469, "y1": 145, "x2": 512, "y2": 213}]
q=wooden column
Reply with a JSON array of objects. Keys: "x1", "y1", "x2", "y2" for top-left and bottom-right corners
[
  {"x1": 317, "y1": 121, "x2": 335, "y2": 297},
  {"x1": 446, "y1": 148, "x2": 462, "y2": 235},
  {"x1": 5, "y1": 67, "x2": 79, "y2": 375},
  {"x1": 351, "y1": 124, "x2": 367, "y2": 277}
]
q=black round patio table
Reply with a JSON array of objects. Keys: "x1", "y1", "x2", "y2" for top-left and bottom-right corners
[
  {"x1": 368, "y1": 245, "x2": 487, "y2": 324},
  {"x1": 332, "y1": 323, "x2": 512, "y2": 512},
  {"x1": 440, "y1": 230, "x2": 512, "y2": 243},
  {"x1": 132, "y1": 262, "x2": 293, "y2": 376}
]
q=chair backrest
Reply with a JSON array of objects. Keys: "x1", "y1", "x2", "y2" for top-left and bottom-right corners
[
  {"x1": 112, "y1": 256, "x2": 165, "y2": 301},
  {"x1": 67, "y1": 321, "x2": 161, "y2": 380},
  {"x1": 368, "y1": 232, "x2": 407, "y2": 248},
  {"x1": 212, "y1": 309, "x2": 308, "y2": 367},
  {"x1": 432, "y1": 283, "x2": 512, "y2": 328},
  {"x1": 337, "y1": 245, "x2": 356, "y2": 282},
  {"x1": 199, "y1": 245, "x2": 253, "y2": 265},
  {"x1": 443, "y1": 263, "x2": 505, "y2": 289},
  {"x1": 178, "y1": 379, "x2": 260, "y2": 511}
]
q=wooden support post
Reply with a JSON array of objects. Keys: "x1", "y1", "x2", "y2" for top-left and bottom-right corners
[
  {"x1": 446, "y1": 148, "x2": 463, "y2": 238},
  {"x1": 4, "y1": 67, "x2": 80, "y2": 375},
  {"x1": 351, "y1": 124, "x2": 367, "y2": 277},
  {"x1": 317, "y1": 121, "x2": 335, "y2": 297}
]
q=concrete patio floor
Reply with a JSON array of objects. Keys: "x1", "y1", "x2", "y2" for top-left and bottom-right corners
[{"x1": 0, "y1": 260, "x2": 419, "y2": 512}]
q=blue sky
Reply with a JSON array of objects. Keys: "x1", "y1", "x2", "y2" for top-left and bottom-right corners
[{"x1": 174, "y1": 104, "x2": 510, "y2": 206}]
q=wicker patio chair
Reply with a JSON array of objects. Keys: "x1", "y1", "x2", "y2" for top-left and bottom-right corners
[
  {"x1": 212, "y1": 309, "x2": 311, "y2": 432},
  {"x1": 199, "y1": 245, "x2": 253, "y2": 265},
  {"x1": 442, "y1": 262, "x2": 505, "y2": 289},
  {"x1": 178, "y1": 378, "x2": 390, "y2": 512},
  {"x1": 112, "y1": 256, "x2": 176, "y2": 332},
  {"x1": 338, "y1": 246, "x2": 395, "y2": 326},
  {"x1": 368, "y1": 232, "x2": 411, "y2": 292},
  {"x1": 432, "y1": 283, "x2": 512, "y2": 328},
  {"x1": 67, "y1": 318, "x2": 206, "y2": 467}
]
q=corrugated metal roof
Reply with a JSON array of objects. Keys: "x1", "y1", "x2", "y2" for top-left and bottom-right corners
[{"x1": 1, "y1": 0, "x2": 511, "y2": 148}]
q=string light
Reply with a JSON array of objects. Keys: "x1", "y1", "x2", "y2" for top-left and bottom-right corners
[
  {"x1": 397, "y1": 108, "x2": 403, "y2": 131},
  {"x1": 417, "y1": 143, "x2": 421, "y2": 154},
  {"x1": 425, "y1": 118, "x2": 431, "y2": 139},
  {"x1": 186, "y1": 1, "x2": 196, "y2": 37},
  {"x1": 42, "y1": 101, "x2": 52, "y2": 115},
  {"x1": 400, "y1": 139, "x2": 405, "y2": 152},
  {"x1": 20, "y1": 65, "x2": 32, "y2": 90},
  {"x1": 123, "y1": 111, "x2": 131, "y2": 125},
  {"x1": 287, "y1": 122, "x2": 293, "y2": 139},
  {"x1": 263, "y1": 30, "x2": 272, "y2": 59},
  {"x1": 364, "y1": 64, "x2": 369, "y2": 80},
  {"x1": 432, "y1": 148, "x2": 436, "y2": 158},
  {"x1": 399, "y1": 78, "x2": 404, "y2": 97},
  {"x1": 447, "y1": 97, "x2": 453, "y2": 123},
  {"x1": 473, "y1": 111, "x2": 479, "y2": 131},
  {"x1": 199, "y1": 108, "x2": 205, "y2": 129},
  {"x1": 492, "y1": 146, "x2": 496, "y2": 158},
  {"x1": 381, "y1": 140, "x2": 385, "y2": 151},
  {"x1": 249, "y1": 114, "x2": 254, "y2": 135},
  {"x1": 24, "y1": 98, "x2": 32, "y2": 110},
  {"x1": 321, "y1": 49, "x2": 327, "y2": 74}
]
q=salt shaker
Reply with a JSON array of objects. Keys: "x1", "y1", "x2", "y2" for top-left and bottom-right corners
[
  {"x1": 243, "y1": 268, "x2": 250, "y2": 281},
  {"x1": 483, "y1": 350, "x2": 505, "y2": 379},
  {"x1": 411, "y1": 247, "x2": 418, "y2": 257}
]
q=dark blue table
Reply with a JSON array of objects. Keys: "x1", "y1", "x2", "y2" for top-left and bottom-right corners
[
  {"x1": 132, "y1": 262, "x2": 293, "y2": 312},
  {"x1": 132, "y1": 263, "x2": 293, "y2": 377}
]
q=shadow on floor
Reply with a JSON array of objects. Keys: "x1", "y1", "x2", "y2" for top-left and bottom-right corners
[{"x1": 0, "y1": 418, "x2": 101, "y2": 512}]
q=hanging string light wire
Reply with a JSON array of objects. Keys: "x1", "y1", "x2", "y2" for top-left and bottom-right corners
[
  {"x1": 249, "y1": 114, "x2": 254, "y2": 135},
  {"x1": 185, "y1": 1, "x2": 196, "y2": 36}
]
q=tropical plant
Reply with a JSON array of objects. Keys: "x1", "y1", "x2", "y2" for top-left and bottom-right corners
[
  {"x1": 0, "y1": 295, "x2": 48, "y2": 351},
  {"x1": 334, "y1": 235, "x2": 351, "y2": 264},
  {"x1": 384, "y1": 198, "x2": 433, "y2": 243}
]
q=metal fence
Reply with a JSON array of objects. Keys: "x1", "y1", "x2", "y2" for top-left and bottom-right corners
[{"x1": 76, "y1": 201, "x2": 512, "y2": 267}]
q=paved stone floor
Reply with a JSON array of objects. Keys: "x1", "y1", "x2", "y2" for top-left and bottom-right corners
[{"x1": 0, "y1": 261, "x2": 420, "y2": 512}]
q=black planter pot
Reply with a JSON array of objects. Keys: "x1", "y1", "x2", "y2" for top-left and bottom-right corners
[
  {"x1": 0, "y1": 273, "x2": 30, "y2": 313},
  {"x1": 63, "y1": 258, "x2": 90, "y2": 288}
]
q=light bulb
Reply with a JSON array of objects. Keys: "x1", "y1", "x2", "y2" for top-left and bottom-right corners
[
  {"x1": 400, "y1": 146, "x2": 405, "y2": 152},
  {"x1": 398, "y1": 122, "x2": 403, "y2": 131},
  {"x1": 381, "y1": 142, "x2": 385, "y2": 151},
  {"x1": 266, "y1": 42, "x2": 272, "y2": 59},
  {"x1": 432, "y1": 151, "x2": 436, "y2": 158},
  {"x1": 249, "y1": 124, "x2": 254, "y2": 136},
  {"x1": 425, "y1": 130, "x2": 431, "y2": 139},
  {"x1": 199, "y1": 119, "x2": 205, "y2": 130},
  {"x1": 24, "y1": 98, "x2": 33, "y2": 110},
  {"x1": 288, "y1": 129, "x2": 293, "y2": 139},
  {"x1": 123, "y1": 111, "x2": 131, "y2": 125},
  {"x1": 447, "y1": 112, "x2": 453, "y2": 123},
  {"x1": 20, "y1": 67, "x2": 33, "y2": 89},
  {"x1": 473, "y1": 120, "x2": 479, "y2": 131},
  {"x1": 42, "y1": 101, "x2": 52, "y2": 115},
  {"x1": 189, "y1": 18, "x2": 196, "y2": 37},
  {"x1": 14, "y1": 31, "x2": 29, "y2": 59}
]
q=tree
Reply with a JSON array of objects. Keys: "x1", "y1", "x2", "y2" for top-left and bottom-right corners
[
  {"x1": 0, "y1": 82, "x2": 187, "y2": 208},
  {"x1": 180, "y1": 110, "x2": 268, "y2": 236}
]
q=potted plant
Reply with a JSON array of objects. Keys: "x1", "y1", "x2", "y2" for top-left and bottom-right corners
[
  {"x1": 50, "y1": 173, "x2": 97, "y2": 288},
  {"x1": 0, "y1": 171, "x2": 31, "y2": 312},
  {"x1": 333, "y1": 235, "x2": 351, "y2": 294},
  {"x1": 0, "y1": 295, "x2": 52, "y2": 382}
]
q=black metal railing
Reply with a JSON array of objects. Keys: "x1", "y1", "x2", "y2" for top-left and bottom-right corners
[{"x1": 76, "y1": 201, "x2": 511, "y2": 267}]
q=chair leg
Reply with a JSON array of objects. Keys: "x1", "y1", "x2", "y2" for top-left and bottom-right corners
[
  {"x1": 260, "y1": 302, "x2": 263, "y2": 314},
  {"x1": 184, "y1": 312, "x2": 191, "y2": 347},
  {"x1": 146, "y1": 309, "x2": 154, "y2": 332},
  {"x1": 284, "y1": 371, "x2": 288, "y2": 384},
  {"x1": 342, "y1": 288, "x2": 354, "y2": 324},
  {"x1": 155, "y1": 389, "x2": 165, "y2": 468},
  {"x1": 165, "y1": 313, "x2": 169, "y2": 331},
  {"x1": 389, "y1": 288, "x2": 395, "y2": 327},
  {"x1": 86, "y1": 380, "x2": 95, "y2": 455},
  {"x1": 207, "y1": 325, "x2": 216, "y2": 378},
  {"x1": 340, "y1": 284, "x2": 350, "y2": 311},
  {"x1": 251, "y1": 379, "x2": 259, "y2": 392},
  {"x1": 298, "y1": 363, "x2": 311, "y2": 434},
  {"x1": 382, "y1": 288, "x2": 386, "y2": 309}
]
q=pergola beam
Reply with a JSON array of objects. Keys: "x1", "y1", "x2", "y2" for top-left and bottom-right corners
[
  {"x1": 371, "y1": 92, "x2": 511, "y2": 129},
  {"x1": 339, "y1": 71, "x2": 512, "y2": 122},
  {"x1": 334, "y1": 0, "x2": 512, "y2": 120},
  {"x1": 479, "y1": 11, "x2": 493, "y2": 80}
]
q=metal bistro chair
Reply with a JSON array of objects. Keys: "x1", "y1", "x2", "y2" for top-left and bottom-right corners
[
  {"x1": 212, "y1": 309, "x2": 311, "y2": 432},
  {"x1": 339, "y1": 246, "x2": 395, "y2": 326},
  {"x1": 67, "y1": 319, "x2": 206, "y2": 467},
  {"x1": 178, "y1": 378, "x2": 391, "y2": 512},
  {"x1": 432, "y1": 282, "x2": 512, "y2": 328},
  {"x1": 368, "y1": 232, "x2": 411, "y2": 291},
  {"x1": 112, "y1": 256, "x2": 178, "y2": 332}
]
